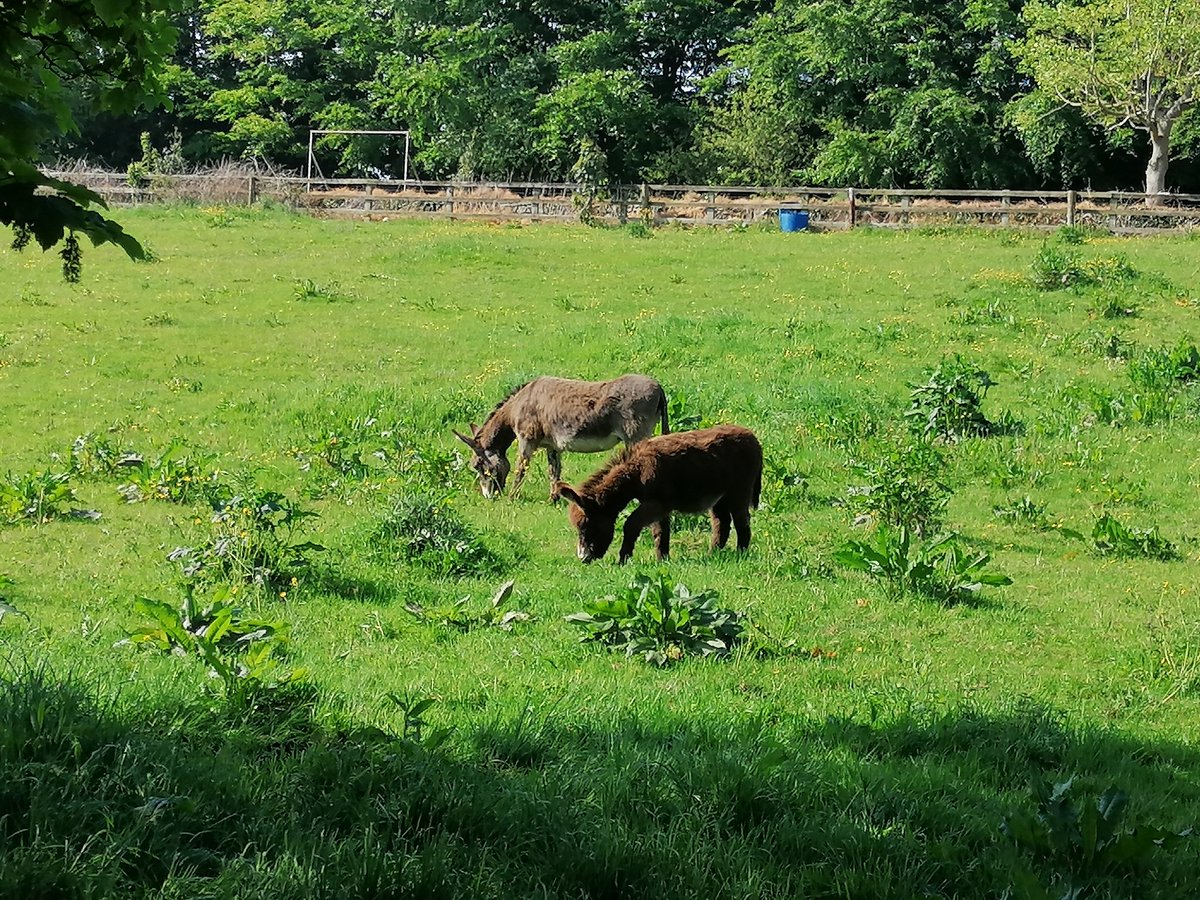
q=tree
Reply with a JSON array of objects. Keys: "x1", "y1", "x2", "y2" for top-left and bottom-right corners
[
  {"x1": 373, "y1": 14, "x2": 546, "y2": 180},
  {"x1": 2, "y1": 0, "x2": 179, "y2": 278},
  {"x1": 703, "y1": 0, "x2": 1035, "y2": 188},
  {"x1": 1013, "y1": 0, "x2": 1200, "y2": 199},
  {"x1": 372, "y1": 0, "x2": 757, "y2": 182},
  {"x1": 155, "y1": 0, "x2": 391, "y2": 174}
]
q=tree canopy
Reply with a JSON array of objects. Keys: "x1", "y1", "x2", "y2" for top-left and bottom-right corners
[
  {"x1": 699, "y1": 0, "x2": 1036, "y2": 188},
  {"x1": 1013, "y1": 0, "x2": 1200, "y2": 198},
  {"x1": 15, "y1": 0, "x2": 1200, "y2": 195},
  {"x1": 2, "y1": 0, "x2": 179, "y2": 276}
]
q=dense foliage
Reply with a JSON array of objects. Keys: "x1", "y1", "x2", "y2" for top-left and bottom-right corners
[
  {"x1": 2, "y1": 0, "x2": 178, "y2": 271},
  {"x1": 34, "y1": 0, "x2": 1200, "y2": 191}
]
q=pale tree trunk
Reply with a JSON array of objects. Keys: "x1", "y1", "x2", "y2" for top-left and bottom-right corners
[{"x1": 1145, "y1": 122, "x2": 1171, "y2": 205}]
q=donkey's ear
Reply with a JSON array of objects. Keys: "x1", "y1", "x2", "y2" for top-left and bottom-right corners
[
  {"x1": 554, "y1": 482, "x2": 585, "y2": 507},
  {"x1": 469, "y1": 422, "x2": 480, "y2": 436},
  {"x1": 453, "y1": 429, "x2": 479, "y2": 449}
]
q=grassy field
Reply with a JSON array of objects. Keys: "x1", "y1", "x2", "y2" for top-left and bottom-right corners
[{"x1": 2, "y1": 205, "x2": 1199, "y2": 898}]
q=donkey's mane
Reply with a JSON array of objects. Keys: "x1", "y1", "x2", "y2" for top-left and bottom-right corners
[
  {"x1": 579, "y1": 445, "x2": 635, "y2": 493},
  {"x1": 480, "y1": 380, "x2": 531, "y2": 430}
]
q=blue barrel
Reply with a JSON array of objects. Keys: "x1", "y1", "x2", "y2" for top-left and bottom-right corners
[{"x1": 779, "y1": 209, "x2": 809, "y2": 232}]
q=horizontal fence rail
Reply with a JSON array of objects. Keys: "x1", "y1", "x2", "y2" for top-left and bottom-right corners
[{"x1": 46, "y1": 171, "x2": 1200, "y2": 235}]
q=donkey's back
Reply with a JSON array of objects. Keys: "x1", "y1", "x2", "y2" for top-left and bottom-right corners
[
  {"x1": 625, "y1": 425, "x2": 761, "y2": 512},
  {"x1": 513, "y1": 374, "x2": 668, "y2": 449}
]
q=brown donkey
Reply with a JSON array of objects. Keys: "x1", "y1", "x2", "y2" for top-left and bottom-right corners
[
  {"x1": 555, "y1": 425, "x2": 762, "y2": 564},
  {"x1": 454, "y1": 374, "x2": 669, "y2": 500}
]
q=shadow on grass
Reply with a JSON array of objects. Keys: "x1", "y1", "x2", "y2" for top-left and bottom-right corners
[
  {"x1": 1, "y1": 662, "x2": 1196, "y2": 899},
  {"x1": 306, "y1": 558, "x2": 397, "y2": 604}
]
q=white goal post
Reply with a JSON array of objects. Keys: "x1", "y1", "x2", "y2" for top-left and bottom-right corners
[{"x1": 306, "y1": 129, "x2": 411, "y2": 186}]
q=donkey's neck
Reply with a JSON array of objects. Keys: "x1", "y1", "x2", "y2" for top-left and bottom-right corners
[
  {"x1": 586, "y1": 463, "x2": 641, "y2": 514},
  {"x1": 477, "y1": 408, "x2": 516, "y2": 453}
]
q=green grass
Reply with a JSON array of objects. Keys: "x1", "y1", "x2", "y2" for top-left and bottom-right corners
[{"x1": 2, "y1": 208, "x2": 1199, "y2": 897}]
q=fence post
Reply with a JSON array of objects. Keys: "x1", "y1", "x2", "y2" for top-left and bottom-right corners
[
  {"x1": 247, "y1": 175, "x2": 257, "y2": 205},
  {"x1": 900, "y1": 193, "x2": 910, "y2": 227},
  {"x1": 616, "y1": 185, "x2": 628, "y2": 224},
  {"x1": 446, "y1": 184, "x2": 454, "y2": 219},
  {"x1": 1001, "y1": 190, "x2": 1011, "y2": 227},
  {"x1": 640, "y1": 183, "x2": 651, "y2": 224},
  {"x1": 1108, "y1": 191, "x2": 1119, "y2": 233},
  {"x1": 1066, "y1": 190, "x2": 1076, "y2": 227},
  {"x1": 706, "y1": 190, "x2": 716, "y2": 226},
  {"x1": 848, "y1": 188, "x2": 857, "y2": 229}
]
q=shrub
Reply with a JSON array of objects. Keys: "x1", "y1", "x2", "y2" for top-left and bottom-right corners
[
  {"x1": 1074, "y1": 330, "x2": 1135, "y2": 361},
  {"x1": 384, "y1": 692, "x2": 453, "y2": 752},
  {"x1": 1091, "y1": 514, "x2": 1177, "y2": 560},
  {"x1": 763, "y1": 454, "x2": 812, "y2": 507},
  {"x1": 992, "y1": 496, "x2": 1050, "y2": 529},
  {"x1": 1088, "y1": 290, "x2": 1139, "y2": 319},
  {"x1": 299, "y1": 415, "x2": 463, "y2": 489},
  {"x1": 835, "y1": 526, "x2": 1012, "y2": 604},
  {"x1": 292, "y1": 278, "x2": 352, "y2": 302},
  {"x1": 1031, "y1": 244, "x2": 1087, "y2": 289},
  {"x1": 846, "y1": 439, "x2": 950, "y2": 536},
  {"x1": 1031, "y1": 245, "x2": 1137, "y2": 290},
  {"x1": 666, "y1": 391, "x2": 705, "y2": 431},
  {"x1": 1083, "y1": 254, "x2": 1138, "y2": 286},
  {"x1": 1055, "y1": 224, "x2": 1101, "y2": 245},
  {"x1": 404, "y1": 579, "x2": 530, "y2": 633},
  {"x1": 1002, "y1": 776, "x2": 1191, "y2": 897},
  {"x1": 905, "y1": 355, "x2": 997, "y2": 442},
  {"x1": 117, "y1": 443, "x2": 228, "y2": 504},
  {"x1": 566, "y1": 573, "x2": 743, "y2": 667},
  {"x1": 0, "y1": 470, "x2": 96, "y2": 525},
  {"x1": 1127, "y1": 340, "x2": 1200, "y2": 393},
  {"x1": 121, "y1": 584, "x2": 303, "y2": 704},
  {"x1": 373, "y1": 494, "x2": 500, "y2": 577},
  {"x1": 169, "y1": 489, "x2": 323, "y2": 591},
  {"x1": 63, "y1": 432, "x2": 136, "y2": 479}
]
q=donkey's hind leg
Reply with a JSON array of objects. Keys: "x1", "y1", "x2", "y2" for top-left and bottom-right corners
[
  {"x1": 710, "y1": 502, "x2": 733, "y2": 550},
  {"x1": 731, "y1": 504, "x2": 752, "y2": 552},
  {"x1": 546, "y1": 449, "x2": 563, "y2": 502},
  {"x1": 650, "y1": 516, "x2": 671, "y2": 561}
]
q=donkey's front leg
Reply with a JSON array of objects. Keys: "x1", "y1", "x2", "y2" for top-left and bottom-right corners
[
  {"x1": 546, "y1": 449, "x2": 563, "y2": 503},
  {"x1": 619, "y1": 502, "x2": 666, "y2": 563},
  {"x1": 508, "y1": 442, "x2": 537, "y2": 497}
]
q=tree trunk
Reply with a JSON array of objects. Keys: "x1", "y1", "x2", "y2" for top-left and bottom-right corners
[{"x1": 1145, "y1": 124, "x2": 1171, "y2": 205}]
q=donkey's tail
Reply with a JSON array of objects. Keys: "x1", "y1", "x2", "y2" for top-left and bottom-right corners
[{"x1": 658, "y1": 388, "x2": 670, "y2": 435}]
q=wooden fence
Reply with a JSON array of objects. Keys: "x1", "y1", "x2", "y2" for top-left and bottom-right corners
[{"x1": 51, "y1": 170, "x2": 1200, "y2": 234}]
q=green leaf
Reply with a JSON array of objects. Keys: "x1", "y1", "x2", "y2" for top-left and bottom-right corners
[
  {"x1": 490, "y1": 578, "x2": 515, "y2": 608},
  {"x1": 975, "y1": 572, "x2": 1014, "y2": 586},
  {"x1": 0, "y1": 599, "x2": 28, "y2": 621},
  {"x1": 93, "y1": 0, "x2": 124, "y2": 26},
  {"x1": 406, "y1": 698, "x2": 437, "y2": 718}
]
